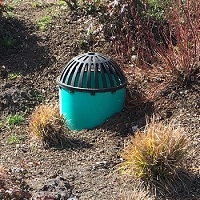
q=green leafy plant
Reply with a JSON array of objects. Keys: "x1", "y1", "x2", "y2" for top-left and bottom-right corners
[
  {"x1": 3, "y1": 4, "x2": 15, "y2": 17},
  {"x1": 29, "y1": 104, "x2": 69, "y2": 148},
  {"x1": 119, "y1": 117, "x2": 189, "y2": 181},
  {"x1": 31, "y1": 2, "x2": 43, "y2": 8},
  {"x1": 10, "y1": 0, "x2": 23, "y2": 6},
  {"x1": 6, "y1": 113, "x2": 25, "y2": 127},
  {"x1": 7, "y1": 135, "x2": 21, "y2": 144},
  {"x1": 36, "y1": 15, "x2": 52, "y2": 31},
  {"x1": 79, "y1": 39, "x2": 88, "y2": 49},
  {"x1": 0, "y1": 121, "x2": 3, "y2": 128},
  {"x1": 8, "y1": 72, "x2": 21, "y2": 80},
  {"x1": 57, "y1": 0, "x2": 67, "y2": 6}
]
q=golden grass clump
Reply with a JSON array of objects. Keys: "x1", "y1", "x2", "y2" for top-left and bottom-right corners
[
  {"x1": 29, "y1": 104, "x2": 69, "y2": 147},
  {"x1": 120, "y1": 118, "x2": 189, "y2": 181}
]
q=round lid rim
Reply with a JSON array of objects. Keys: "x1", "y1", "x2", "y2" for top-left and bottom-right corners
[{"x1": 57, "y1": 78, "x2": 127, "y2": 93}]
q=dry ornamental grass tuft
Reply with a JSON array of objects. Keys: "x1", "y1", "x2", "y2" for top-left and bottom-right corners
[
  {"x1": 119, "y1": 117, "x2": 190, "y2": 182},
  {"x1": 29, "y1": 104, "x2": 69, "y2": 148},
  {"x1": 119, "y1": 180, "x2": 155, "y2": 200}
]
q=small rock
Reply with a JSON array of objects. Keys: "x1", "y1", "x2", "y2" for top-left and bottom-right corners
[
  {"x1": 131, "y1": 125, "x2": 138, "y2": 132},
  {"x1": 67, "y1": 197, "x2": 78, "y2": 200}
]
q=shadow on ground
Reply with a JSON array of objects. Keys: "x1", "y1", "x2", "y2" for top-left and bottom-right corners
[
  {"x1": 0, "y1": 15, "x2": 54, "y2": 75},
  {"x1": 100, "y1": 88, "x2": 154, "y2": 136},
  {"x1": 48, "y1": 138, "x2": 93, "y2": 151}
]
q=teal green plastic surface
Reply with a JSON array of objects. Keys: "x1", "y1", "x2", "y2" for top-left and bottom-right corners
[{"x1": 59, "y1": 88, "x2": 126, "y2": 131}]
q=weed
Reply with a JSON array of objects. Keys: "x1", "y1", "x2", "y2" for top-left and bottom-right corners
[
  {"x1": 29, "y1": 104, "x2": 69, "y2": 148},
  {"x1": 57, "y1": 0, "x2": 67, "y2": 6},
  {"x1": 45, "y1": 6, "x2": 58, "y2": 17},
  {"x1": 8, "y1": 72, "x2": 21, "y2": 80},
  {"x1": 31, "y1": 2, "x2": 43, "y2": 8},
  {"x1": 3, "y1": 4, "x2": 15, "y2": 17},
  {"x1": 79, "y1": 39, "x2": 89, "y2": 50},
  {"x1": 7, "y1": 135, "x2": 21, "y2": 144},
  {"x1": 119, "y1": 117, "x2": 189, "y2": 182},
  {"x1": 6, "y1": 113, "x2": 25, "y2": 127},
  {"x1": 0, "y1": 121, "x2": 3, "y2": 128},
  {"x1": 34, "y1": 90, "x2": 45, "y2": 102},
  {"x1": 36, "y1": 15, "x2": 52, "y2": 31},
  {"x1": 10, "y1": 0, "x2": 23, "y2": 6}
]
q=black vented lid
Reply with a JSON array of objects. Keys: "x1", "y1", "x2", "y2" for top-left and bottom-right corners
[{"x1": 57, "y1": 52, "x2": 127, "y2": 94}]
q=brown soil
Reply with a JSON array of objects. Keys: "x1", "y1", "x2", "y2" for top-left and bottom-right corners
[{"x1": 0, "y1": 1, "x2": 200, "y2": 200}]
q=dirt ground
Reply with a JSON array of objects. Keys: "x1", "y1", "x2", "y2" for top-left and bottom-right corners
[{"x1": 0, "y1": 1, "x2": 200, "y2": 199}]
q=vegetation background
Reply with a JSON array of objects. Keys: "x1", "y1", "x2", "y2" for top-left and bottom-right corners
[{"x1": 0, "y1": 0, "x2": 200, "y2": 199}]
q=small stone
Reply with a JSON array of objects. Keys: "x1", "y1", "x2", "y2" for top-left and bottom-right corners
[
  {"x1": 67, "y1": 197, "x2": 78, "y2": 200},
  {"x1": 131, "y1": 125, "x2": 138, "y2": 132}
]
